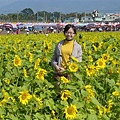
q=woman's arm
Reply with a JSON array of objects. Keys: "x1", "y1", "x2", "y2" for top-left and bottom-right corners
[
  {"x1": 77, "y1": 45, "x2": 82, "y2": 62},
  {"x1": 51, "y1": 45, "x2": 58, "y2": 68}
]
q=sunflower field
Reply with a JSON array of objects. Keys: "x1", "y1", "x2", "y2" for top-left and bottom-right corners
[{"x1": 0, "y1": 32, "x2": 120, "y2": 120}]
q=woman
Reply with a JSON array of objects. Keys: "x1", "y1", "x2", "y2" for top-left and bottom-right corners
[{"x1": 51, "y1": 24, "x2": 82, "y2": 80}]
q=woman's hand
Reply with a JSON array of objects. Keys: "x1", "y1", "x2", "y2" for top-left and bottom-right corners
[{"x1": 55, "y1": 65, "x2": 65, "y2": 73}]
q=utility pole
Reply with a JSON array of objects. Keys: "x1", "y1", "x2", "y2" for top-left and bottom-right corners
[
  {"x1": 76, "y1": 12, "x2": 77, "y2": 18},
  {"x1": 17, "y1": 11, "x2": 19, "y2": 23},
  {"x1": 59, "y1": 12, "x2": 61, "y2": 22},
  {"x1": 44, "y1": 12, "x2": 45, "y2": 22},
  {"x1": 46, "y1": 15, "x2": 47, "y2": 23},
  {"x1": 84, "y1": 11, "x2": 86, "y2": 22},
  {"x1": 37, "y1": 11, "x2": 38, "y2": 22}
]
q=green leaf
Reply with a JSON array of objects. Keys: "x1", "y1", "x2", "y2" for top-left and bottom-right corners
[
  {"x1": 5, "y1": 72, "x2": 11, "y2": 78},
  {"x1": 95, "y1": 82, "x2": 104, "y2": 91},
  {"x1": 102, "y1": 115, "x2": 110, "y2": 120},
  {"x1": 0, "y1": 107, "x2": 5, "y2": 114},
  {"x1": 44, "y1": 114, "x2": 51, "y2": 120},
  {"x1": 9, "y1": 115, "x2": 18, "y2": 120},
  {"x1": 0, "y1": 67, "x2": 4, "y2": 76},
  {"x1": 25, "y1": 115, "x2": 31, "y2": 120},
  {"x1": 87, "y1": 114, "x2": 97, "y2": 120},
  {"x1": 74, "y1": 73, "x2": 83, "y2": 80},
  {"x1": 12, "y1": 67, "x2": 18, "y2": 76},
  {"x1": 44, "y1": 80, "x2": 54, "y2": 88},
  {"x1": 76, "y1": 113, "x2": 87, "y2": 120},
  {"x1": 77, "y1": 80, "x2": 84, "y2": 88},
  {"x1": 66, "y1": 85, "x2": 77, "y2": 90},
  {"x1": 44, "y1": 98, "x2": 55, "y2": 110},
  {"x1": 34, "y1": 113, "x2": 44, "y2": 119},
  {"x1": 81, "y1": 89, "x2": 88, "y2": 97},
  {"x1": 91, "y1": 97, "x2": 101, "y2": 106},
  {"x1": 106, "y1": 78, "x2": 115, "y2": 87},
  {"x1": 60, "y1": 100, "x2": 68, "y2": 106},
  {"x1": 73, "y1": 101, "x2": 85, "y2": 109},
  {"x1": 0, "y1": 81, "x2": 2, "y2": 87}
]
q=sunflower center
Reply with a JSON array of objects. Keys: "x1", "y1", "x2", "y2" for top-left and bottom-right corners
[
  {"x1": 94, "y1": 42, "x2": 99, "y2": 47},
  {"x1": 71, "y1": 65, "x2": 76, "y2": 69},
  {"x1": 45, "y1": 45, "x2": 49, "y2": 50},
  {"x1": 63, "y1": 93, "x2": 68, "y2": 98},
  {"x1": 104, "y1": 56, "x2": 107, "y2": 60},
  {"x1": 15, "y1": 59, "x2": 19, "y2": 64},
  {"x1": 67, "y1": 107, "x2": 74, "y2": 115},
  {"x1": 21, "y1": 93, "x2": 27, "y2": 100},
  {"x1": 99, "y1": 61, "x2": 103, "y2": 66},
  {"x1": 112, "y1": 48, "x2": 116, "y2": 52},
  {"x1": 38, "y1": 71, "x2": 44, "y2": 76}
]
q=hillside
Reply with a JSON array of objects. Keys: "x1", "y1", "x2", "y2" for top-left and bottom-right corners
[{"x1": 0, "y1": 0, "x2": 120, "y2": 14}]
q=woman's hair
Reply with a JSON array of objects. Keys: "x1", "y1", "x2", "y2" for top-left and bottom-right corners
[{"x1": 63, "y1": 24, "x2": 77, "y2": 34}]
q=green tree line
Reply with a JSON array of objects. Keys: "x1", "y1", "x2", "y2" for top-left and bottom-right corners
[{"x1": 0, "y1": 8, "x2": 91, "y2": 23}]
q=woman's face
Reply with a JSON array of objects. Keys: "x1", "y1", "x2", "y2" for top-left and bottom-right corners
[{"x1": 64, "y1": 28, "x2": 75, "y2": 40}]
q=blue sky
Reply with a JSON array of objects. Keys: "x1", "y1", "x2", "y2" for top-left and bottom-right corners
[{"x1": 0, "y1": 0, "x2": 120, "y2": 14}]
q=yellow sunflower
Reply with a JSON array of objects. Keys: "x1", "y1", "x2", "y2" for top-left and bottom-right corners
[
  {"x1": 116, "y1": 81, "x2": 120, "y2": 86},
  {"x1": 108, "y1": 68, "x2": 113, "y2": 74},
  {"x1": 61, "y1": 76, "x2": 69, "y2": 84},
  {"x1": 107, "y1": 46, "x2": 118, "y2": 54},
  {"x1": 93, "y1": 42, "x2": 103, "y2": 50},
  {"x1": 97, "y1": 105, "x2": 103, "y2": 116},
  {"x1": 51, "y1": 110, "x2": 55, "y2": 116},
  {"x1": 107, "y1": 100, "x2": 113, "y2": 109},
  {"x1": 112, "y1": 91, "x2": 119, "y2": 96},
  {"x1": 69, "y1": 63, "x2": 78, "y2": 72},
  {"x1": 71, "y1": 56, "x2": 78, "y2": 62},
  {"x1": 92, "y1": 44, "x2": 97, "y2": 51},
  {"x1": 4, "y1": 79, "x2": 10, "y2": 85},
  {"x1": 111, "y1": 46, "x2": 118, "y2": 52},
  {"x1": 18, "y1": 90, "x2": 32, "y2": 105},
  {"x1": 64, "y1": 104, "x2": 78, "y2": 119},
  {"x1": 29, "y1": 52, "x2": 33, "y2": 63},
  {"x1": 61, "y1": 90, "x2": 71, "y2": 101},
  {"x1": 85, "y1": 65, "x2": 96, "y2": 76},
  {"x1": 44, "y1": 42, "x2": 51, "y2": 52},
  {"x1": 88, "y1": 56, "x2": 93, "y2": 62},
  {"x1": 102, "y1": 53, "x2": 109, "y2": 61},
  {"x1": 36, "y1": 68, "x2": 47, "y2": 80},
  {"x1": 96, "y1": 58, "x2": 106, "y2": 69},
  {"x1": 34, "y1": 58, "x2": 40, "y2": 70},
  {"x1": 85, "y1": 85, "x2": 92, "y2": 89},
  {"x1": 117, "y1": 68, "x2": 120, "y2": 74},
  {"x1": 33, "y1": 94, "x2": 43, "y2": 109},
  {"x1": 23, "y1": 67, "x2": 28, "y2": 77},
  {"x1": 13, "y1": 55, "x2": 21, "y2": 67}
]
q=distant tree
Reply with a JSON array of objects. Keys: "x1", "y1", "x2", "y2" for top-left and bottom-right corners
[
  {"x1": 20, "y1": 8, "x2": 34, "y2": 16},
  {"x1": 19, "y1": 8, "x2": 35, "y2": 22},
  {"x1": 0, "y1": 8, "x2": 94, "y2": 22},
  {"x1": 53, "y1": 12, "x2": 60, "y2": 22},
  {"x1": 7, "y1": 13, "x2": 17, "y2": 22}
]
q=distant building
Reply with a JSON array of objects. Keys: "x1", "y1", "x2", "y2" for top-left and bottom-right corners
[
  {"x1": 94, "y1": 13, "x2": 120, "y2": 22},
  {"x1": 64, "y1": 17, "x2": 79, "y2": 23},
  {"x1": 80, "y1": 16, "x2": 93, "y2": 22},
  {"x1": 108, "y1": 13, "x2": 120, "y2": 22},
  {"x1": 80, "y1": 12, "x2": 120, "y2": 22},
  {"x1": 114, "y1": 17, "x2": 120, "y2": 22}
]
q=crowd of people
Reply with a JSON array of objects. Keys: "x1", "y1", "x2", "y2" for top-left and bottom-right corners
[{"x1": 0, "y1": 22, "x2": 120, "y2": 35}]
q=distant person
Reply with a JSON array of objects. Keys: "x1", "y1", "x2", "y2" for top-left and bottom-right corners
[
  {"x1": 45, "y1": 32, "x2": 49, "y2": 36},
  {"x1": 26, "y1": 30, "x2": 29, "y2": 35},
  {"x1": 16, "y1": 28, "x2": 19, "y2": 34},
  {"x1": 7, "y1": 30, "x2": 10, "y2": 34}
]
